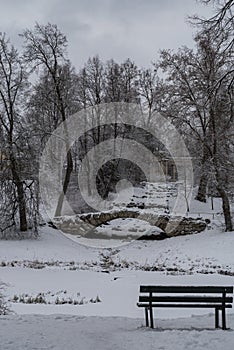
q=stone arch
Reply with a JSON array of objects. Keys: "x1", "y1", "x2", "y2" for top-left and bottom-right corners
[{"x1": 54, "y1": 209, "x2": 208, "y2": 238}]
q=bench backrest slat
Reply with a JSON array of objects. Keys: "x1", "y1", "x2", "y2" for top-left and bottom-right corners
[
  {"x1": 140, "y1": 286, "x2": 233, "y2": 294},
  {"x1": 139, "y1": 296, "x2": 233, "y2": 303}
]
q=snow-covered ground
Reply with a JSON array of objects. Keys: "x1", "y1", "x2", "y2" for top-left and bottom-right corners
[
  {"x1": 1, "y1": 224, "x2": 234, "y2": 274},
  {"x1": 1, "y1": 314, "x2": 234, "y2": 350},
  {"x1": 0, "y1": 224, "x2": 234, "y2": 349},
  {"x1": 0, "y1": 184, "x2": 233, "y2": 349}
]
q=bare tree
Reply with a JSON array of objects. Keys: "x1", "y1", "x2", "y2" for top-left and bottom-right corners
[
  {"x1": 192, "y1": 0, "x2": 234, "y2": 91},
  {"x1": 21, "y1": 23, "x2": 74, "y2": 217},
  {"x1": 158, "y1": 26, "x2": 233, "y2": 230},
  {"x1": 0, "y1": 33, "x2": 30, "y2": 233},
  {"x1": 138, "y1": 67, "x2": 165, "y2": 126}
]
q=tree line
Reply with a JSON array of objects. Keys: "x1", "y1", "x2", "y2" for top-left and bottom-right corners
[{"x1": 0, "y1": 0, "x2": 233, "y2": 237}]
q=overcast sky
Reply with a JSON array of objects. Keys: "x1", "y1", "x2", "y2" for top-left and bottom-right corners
[{"x1": 0, "y1": 0, "x2": 214, "y2": 69}]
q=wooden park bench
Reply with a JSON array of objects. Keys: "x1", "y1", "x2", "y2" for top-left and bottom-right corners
[{"x1": 137, "y1": 285, "x2": 233, "y2": 330}]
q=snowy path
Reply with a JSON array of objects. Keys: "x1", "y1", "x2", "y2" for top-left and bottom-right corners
[{"x1": 0, "y1": 314, "x2": 234, "y2": 350}]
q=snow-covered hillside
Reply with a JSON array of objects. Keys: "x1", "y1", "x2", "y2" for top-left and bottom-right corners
[
  {"x1": 0, "y1": 224, "x2": 234, "y2": 349},
  {"x1": 0, "y1": 187, "x2": 233, "y2": 350}
]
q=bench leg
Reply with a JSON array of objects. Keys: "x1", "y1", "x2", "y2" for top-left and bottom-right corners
[
  {"x1": 222, "y1": 308, "x2": 227, "y2": 330},
  {"x1": 215, "y1": 308, "x2": 219, "y2": 328},
  {"x1": 149, "y1": 307, "x2": 154, "y2": 329},
  {"x1": 145, "y1": 307, "x2": 149, "y2": 327}
]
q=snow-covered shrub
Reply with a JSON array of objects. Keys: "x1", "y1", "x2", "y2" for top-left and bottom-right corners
[
  {"x1": 10, "y1": 290, "x2": 101, "y2": 306},
  {"x1": 99, "y1": 249, "x2": 120, "y2": 271},
  {"x1": 0, "y1": 282, "x2": 10, "y2": 315}
]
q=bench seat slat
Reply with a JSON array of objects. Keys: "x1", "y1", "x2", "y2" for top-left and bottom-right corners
[
  {"x1": 139, "y1": 296, "x2": 233, "y2": 303},
  {"x1": 137, "y1": 303, "x2": 233, "y2": 308},
  {"x1": 140, "y1": 286, "x2": 233, "y2": 293}
]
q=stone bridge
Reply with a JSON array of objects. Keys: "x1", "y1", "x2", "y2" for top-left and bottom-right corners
[{"x1": 54, "y1": 209, "x2": 208, "y2": 238}]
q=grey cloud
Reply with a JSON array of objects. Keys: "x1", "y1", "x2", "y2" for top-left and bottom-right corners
[{"x1": 0, "y1": 0, "x2": 213, "y2": 68}]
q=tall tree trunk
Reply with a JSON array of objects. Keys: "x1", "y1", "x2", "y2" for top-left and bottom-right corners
[
  {"x1": 54, "y1": 149, "x2": 73, "y2": 217},
  {"x1": 196, "y1": 173, "x2": 208, "y2": 202},
  {"x1": 216, "y1": 184, "x2": 233, "y2": 231},
  {"x1": 54, "y1": 86, "x2": 73, "y2": 217},
  {"x1": 16, "y1": 181, "x2": 28, "y2": 231},
  {"x1": 11, "y1": 158, "x2": 28, "y2": 231},
  {"x1": 196, "y1": 145, "x2": 210, "y2": 203},
  {"x1": 210, "y1": 105, "x2": 232, "y2": 232}
]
